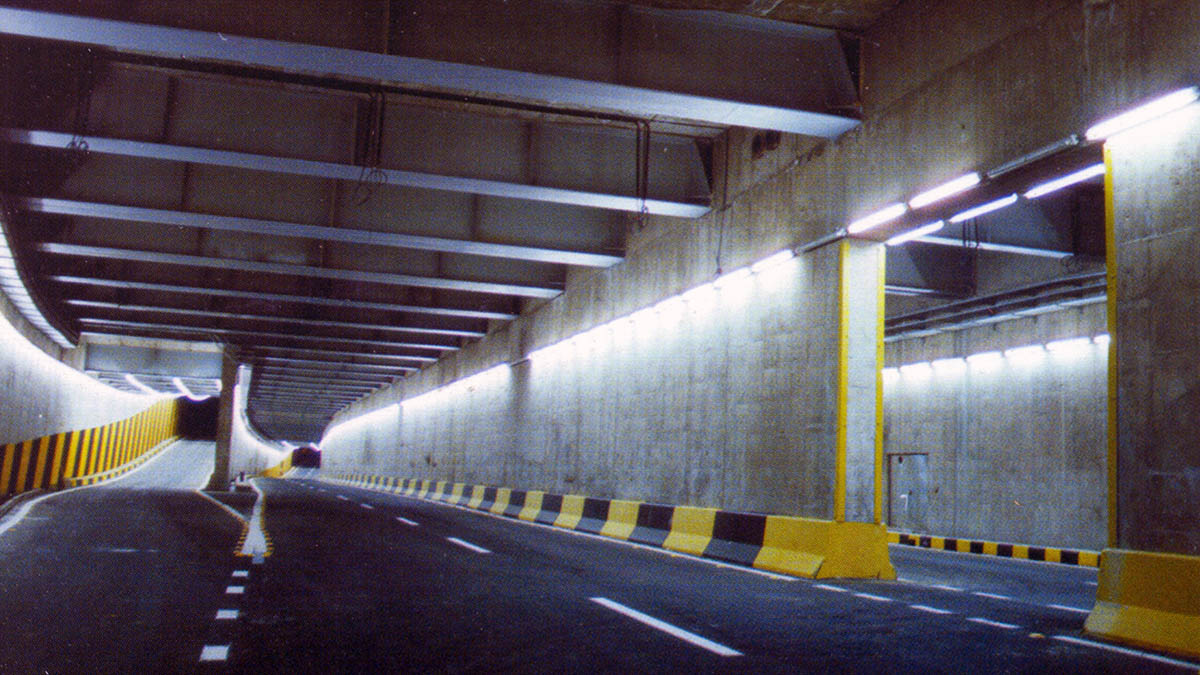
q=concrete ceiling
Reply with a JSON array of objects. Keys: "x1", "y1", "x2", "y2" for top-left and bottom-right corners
[{"x1": 0, "y1": 0, "x2": 864, "y2": 442}]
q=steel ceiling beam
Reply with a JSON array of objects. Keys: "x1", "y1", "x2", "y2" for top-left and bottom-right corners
[
  {"x1": 247, "y1": 356, "x2": 419, "y2": 372},
  {"x1": 39, "y1": 243, "x2": 562, "y2": 299},
  {"x1": 52, "y1": 276, "x2": 516, "y2": 321},
  {"x1": 239, "y1": 346, "x2": 437, "y2": 364},
  {"x1": 5, "y1": 130, "x2": 703, "y2": 221},
  {"x1": 77, "y1": 318, "x2": 455, "y2": 353},
  {"x1": 0, "y1": 6, "x2": 859, "y2": 136},
  {"x1": 253, "y1": 367, "x2": 393, "y2": 381},
  {"x1": 252, "y1": 375, "x2": 381, "y2": 389},
  {"x1": 19, "y1": 194, "x2": 624, "y2": 268},
  {"x1": 67, "y1": 300, "x2": 485, "y2": 339}
]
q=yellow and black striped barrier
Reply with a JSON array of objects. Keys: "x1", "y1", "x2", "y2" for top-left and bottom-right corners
[
  {"x1": 328, "y1": 473, "x2": 895, "y2": 580},
  {"x1": 0, "y1": 398, "x2": 182, "y2": 498},
  {"x1": 259, "y1": 454, "x2": 292, "y2": 478},
  {"x1": 888, "y1": 530, "x2": 1101, "y2": 567}
]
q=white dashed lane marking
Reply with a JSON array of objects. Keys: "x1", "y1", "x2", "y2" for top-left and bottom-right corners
[
  {"x1": 971, "y1": 591, "x2": 1011, "y2": 601},
  {"x1": 199, "y1": 645, "x2": 229, "y2": 662},
  {"x1": 590, "y1": 597, "x2": 742, "y2": 657},
  {"x1": 968, "y1": 617, "x2": 1018, "y2": 630},
  {"x1": 232, "y1": 570, "x2": 248, "y2": 578},
  {"x1": 215, "y1": 609, "x2": 239, "y2": 620},
  {"x1": 396, "y1": 516, "x2": 419, "y2": 527},
  {"x1": 910, "y1": 604, "x2": 953, "y2": 615},
  {"x1": 360, "y1": 503, "x2": 374, "y2": 510},
  {"x1": 446, "y1": 537, "x2": 491, "y2": 554},
  {"x1": 336, "y1": 495, "x2": 350, "y2": 501},
  {"x1": 1048, "y1": 604, "x2": 1090, "y2": 614},
  {"x1": 226, "y1": 586, "x2": 244, "y2": 595},
  {"x1": 813, "y1": 584, "x2": 847, "y2": 593},
  {"x1": 852, "y1": 592, "x2": 893, "y2": 603}
]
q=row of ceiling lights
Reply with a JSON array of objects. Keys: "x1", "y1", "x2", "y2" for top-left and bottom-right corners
[
  {"x1": 884, "y1": 334, "x2": 1110, "y2": 380},
  {"x1": 850, "y1": 86, "x2": 1199, "y2": 246}
]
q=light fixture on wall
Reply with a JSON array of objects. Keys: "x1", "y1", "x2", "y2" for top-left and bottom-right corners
[
  {"x1": 886, "y1": 220, "x2": 945, "y2": 247},
  {"x1": 1024, "y1": 163, "x2": 1106, "y2": 199},
  {"x1": 908, "y1": 173, "x2": 981, "y2": 209},
  {"x1": 948, "y1": 194, "x2": 1018, "y2": 223},
  {"x1": 847, "y1": 203, "x2": 907, "y2": 234},
  {"x1": 1085, "y1": 87, "x2": 1200, "y2": 141},
  {"x1": 124, "y1": 373, "x2": 165, "y2": 396}
]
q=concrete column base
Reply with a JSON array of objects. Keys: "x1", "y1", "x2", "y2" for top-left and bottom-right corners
[
  {"x1": 1084, "y1": 548, "x2": 1200, "y2": 659},
  {"x1": 755, "y1": 517, "x2": 896, "y2": 579}
]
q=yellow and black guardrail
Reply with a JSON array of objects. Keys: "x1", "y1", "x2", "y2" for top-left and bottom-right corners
[
  {"x1": 328, "y1": 473, "x2": 895, "y2": 580},
  {"x1": 0, "y1": 398, "x2": 182, "y2": 498},
  {"x1": 888, "y1": 530, "x2": 1101, "y2": 567},
  {"x1": 259, "y1": 453, "x2": 292, "y2": 479}
]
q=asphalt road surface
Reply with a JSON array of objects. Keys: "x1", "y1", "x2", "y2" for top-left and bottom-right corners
[{"x1": 0, "y1": 458, "x2": 1197, "y2": 673}]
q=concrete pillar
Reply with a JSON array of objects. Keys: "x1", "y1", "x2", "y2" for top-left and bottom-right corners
[
  {"x1": 836, "y1": 239, "x2": 886, "y2": 525},
  {"x1": 206, "y1": 351, "x2": 238, "y2": 491},
  {"x1": 1085, "y1": 104, "x2": 1200, "y2": 657}
]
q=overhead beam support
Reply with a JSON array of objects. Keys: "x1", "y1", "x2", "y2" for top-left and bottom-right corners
[
  {"x1": 39, "y1": 242, "x2": 562, "y2": 298},
  {"x1": 67, "y1": 299, "x2": 486, "y2": 339},
  {"x1": 0, "y1": 6, "x2": 859, "y2": 136},
  {"x1": 52, "y1": 276, "x2": 516, "y2": 321},
  {"x1": 4, "y1": 130, "x2": 704, "y2": 221},
  {"x1": 77, "y1": 318, "x2": 456, "y2": 353},
  {"x1": 19, "y1": 195, "x2": 623, "y2": 268},
  {"x1": 915, "y1": 235, "x2": 1076, "y2": 259}
]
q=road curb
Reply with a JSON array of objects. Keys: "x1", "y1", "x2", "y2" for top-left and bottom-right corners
[{"x1": 326, "y1": 473, "x2": 895, "y2": 580}]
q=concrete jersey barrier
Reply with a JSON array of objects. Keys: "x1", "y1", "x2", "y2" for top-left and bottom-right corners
[{"x1": 329, "y1": 472, "x2": 895, "y2": 580}]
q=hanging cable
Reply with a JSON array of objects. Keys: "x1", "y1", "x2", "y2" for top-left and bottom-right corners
[
  {"x1": 634, "y1": 120, "x2": 651, "y2": 230},
  {"x1": 353, "y1": 90, "x2": 388, "y2": 206}
]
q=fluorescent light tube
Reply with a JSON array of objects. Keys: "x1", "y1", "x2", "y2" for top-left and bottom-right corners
[
  {"x1": 948, "y1": 194, "x2": 1018, "y2": 223},
  {"x1": 172, "y1": 376, "x2": 208, "y2": 401},
  {"x1": 124, "y1": 373, "x2": 162, "y2": 396},
  {"x1": 1024, "y1": 163, "x2": 1106, "y2": 199},
  {"x1": 750, "y1": 250, "x2": 794, "y2": 273},
  {"x1": 1085, "y1": 87, "x2": 1200, "y2": 140},
  {"x1": 847, "y1": 203, "x2": 907, "y2": 235},
  {"x1": 713, "y1": 267, "x2": 752, "y2": 289},
  {"x1": 908, "y1": 173, "x2": 981, "y2": 209},
  {"x1": 886, "y1": 221, "x2": 945, "y2": 247}
]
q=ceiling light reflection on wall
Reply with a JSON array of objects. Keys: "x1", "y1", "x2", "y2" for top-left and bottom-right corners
[
  {"x1": 172, "y1": 376, "x2": 210, "y2": 401},
  {"x1": 1093, "y1": 334, "x2": 1111, "y2": 347},
  {"x1": 931, "y1": 357, "x2": 966, "y2": 373},
  {"x1": 1045, "y1": 337, "x2": 1093, "y2": 357},
  {"x1": 847, "y1": 203, "x2": 907, "y2": 234},
  {"x1": 886, "y1": 221, "x2": 945, "y2": 247},
  {"x1": 1024, "y1": 163, "x2": 1106, "y2": 199},
  {"x1": 124, "y1": 373, "x2": 166, "y2": 396},
  {"x1": 750, "y1": 250, "x2": 795, "y2": 274},
  {"x1": 948, "y1": 194, "x2": 1018, "y2": 223},
  {"x1": 1085, "y1": 87, "x2": 1200, "y2": 141},
  {"x1": 1003, "y1": 344, "x2": 1046, "y2": 365},
  {"x1": 908, "y1": 173, "x2": 981, "y2": 209}
]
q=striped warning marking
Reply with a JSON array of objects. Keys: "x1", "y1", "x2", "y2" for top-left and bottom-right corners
[{"x1": 590, "y1": 597, "x2": 741, "y2": 657}]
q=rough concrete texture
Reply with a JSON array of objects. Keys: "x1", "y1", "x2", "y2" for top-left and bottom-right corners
[
  {"x1": 214, "y1": 362, "x2": 291, "y2": 486},
  {"x1": 885, "y1": 304, "x2": 1108, "y2": 550},
  {"x1": 1108, "y1": 105, "x2": 1200, "y2": 556},
  {"x1": 842, "y1": 241, "x2": 883, "y2": 523},
  {"x1": 0, "y1": 292, "x2": 153, "y2": 445},
  {"x1": 324, "y1": 0, "x2": 1197, "y2": 531}
]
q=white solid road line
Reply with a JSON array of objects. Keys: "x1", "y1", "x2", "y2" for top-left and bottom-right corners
[
  {"x1": 930, "y1": 584, "x2": 964, "y2": 593},
  {"x1": 971, "y1": 591, "x2": 1011, "y2": 601},
  {"x1": 852, "y1": 592, "x2": 893, "y2": 603},
  {"x1": 446, "y1": 536, "x2": 491, "y2": 554},
  {"x1": 590, "y1": 597, "x2": 742, "y2": 657},
  {"x1": 967, "y1": 617, "x2": 1019, "y2": 630},
  {"x1": 909, "y1": 604, "x2": 954, "y2": 615},
  {"x1": 813, "y1": 584, "x2": 847, "y2": 593},
  {"x1": 1052, "y1": 635, "x2": 1200, "y2": 670},
  {"x1": 395, "y1": 516, "x2": 419, "y2": 526},
  {"x1": 1048, "y1": 604, "x2": 1090, "y2": 614},
  {"x1": 199, "y1": 645, "x2": 230, "y2": 662}
]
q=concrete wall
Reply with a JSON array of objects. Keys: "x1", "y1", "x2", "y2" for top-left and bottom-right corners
[
  {"x1": 322, "y1": 0, "x2": 1196, "y2": 531},
  {"x1": 0, "y1": 291, "x2": 156, "y2": 446},
  {"x1": 884, "y1": 303, "x2": 1108, "y2": 550}
]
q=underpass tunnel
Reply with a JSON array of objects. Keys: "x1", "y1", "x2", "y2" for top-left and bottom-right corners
[{"x1": 0, "y1": 0, "x2": 1198, "y2": 666}]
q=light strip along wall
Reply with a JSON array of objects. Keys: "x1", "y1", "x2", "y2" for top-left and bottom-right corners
[
  {"x1": 884, "y1": 334, "x2": 1110, "y2": 383},
  {"x1": 0, "y1": 398, "x2": 182, "y2": 496}
]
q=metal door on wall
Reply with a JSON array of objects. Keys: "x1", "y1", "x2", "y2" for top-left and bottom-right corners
[{"x1": 887, "y1": 453, "x2": 929, "y2": 532}]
